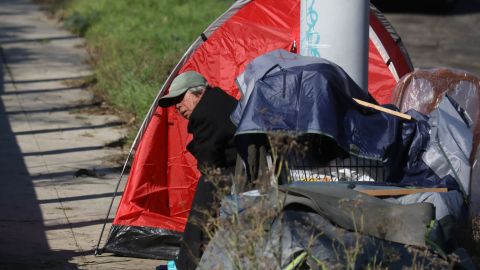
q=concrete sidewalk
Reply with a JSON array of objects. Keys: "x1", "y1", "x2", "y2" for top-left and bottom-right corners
[{"x1": 0, "y1": 0, "x2": 160, "y2": 269}]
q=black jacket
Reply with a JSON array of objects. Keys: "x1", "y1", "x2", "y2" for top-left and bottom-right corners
[{"x1": 186, "y1": 87, "x2": 237, "y2": 171}]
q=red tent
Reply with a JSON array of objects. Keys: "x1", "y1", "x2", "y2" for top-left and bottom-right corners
[{"x1": 100, "y1": 1, "x2": 413, "y2": 259}]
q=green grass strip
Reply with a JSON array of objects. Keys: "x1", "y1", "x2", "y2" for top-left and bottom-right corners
[{"x1": 60, "y1": 0, "x2": 232, "y2": 131}]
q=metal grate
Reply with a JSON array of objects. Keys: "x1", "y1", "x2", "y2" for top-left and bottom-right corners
[{"x1": 286, "y1": 153, "x2": 385, "y2": 183}]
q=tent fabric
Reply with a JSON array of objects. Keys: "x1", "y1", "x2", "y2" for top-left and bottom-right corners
[
  {"x1": 111, "y1": 0, "x2": 300, "y2": 232},
  {"x1": 103, "y1": 225, "x2": 180, "y2": 259},
  {"x1": 104, "y1": 0, "x2": 414, "y2": 260},
  {"x1": 367, "y1": 5, "x2": 413, "y2": 104},
  {"x1": 368, "y1": 5, "x2": 413, "y2": 79}
]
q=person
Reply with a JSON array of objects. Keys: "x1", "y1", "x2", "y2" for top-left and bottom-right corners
[{"x1": 158, "y1": 71, "x2": 238, "y2": 270}]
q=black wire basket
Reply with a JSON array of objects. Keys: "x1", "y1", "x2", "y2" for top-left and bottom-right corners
[{"x1": 285, "y1": 153, "x2": 386, "y2": 183}]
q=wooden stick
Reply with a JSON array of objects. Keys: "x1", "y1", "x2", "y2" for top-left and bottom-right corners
[
  {"x1": 358, "y1": 187, "x2": 448, "y2": 197},
  {"x1": 353, "y1": 98, "x2": 412, "y2": 120}
]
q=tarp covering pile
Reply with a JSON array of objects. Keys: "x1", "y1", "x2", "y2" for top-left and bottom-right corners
[
  {"x1": 103, "y1": 0, "x2": 414, "y2": 259},
  {"x1": 391, "y1": 68, "x2": 480, "y2": 216},
  {"x1": 197, "y1": 184, "x2": 468, "y2": 269},
  {"x1": 195, "y1": 56, "x2": 478, "y2": 267},
  {"x1": 234, "y1": 50, "x2": 472, "y2": 195}
]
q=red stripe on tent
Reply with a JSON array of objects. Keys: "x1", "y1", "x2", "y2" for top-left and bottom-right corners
[
  {"x1": 369, "y1": 10, "x2": 413, "y2": 87},
  {"x1": 367, "y1": 9, "x2": 414, "y2": 104},
  {"x1": 368, "y1": 39, "x2": 398, "y2": 105}
]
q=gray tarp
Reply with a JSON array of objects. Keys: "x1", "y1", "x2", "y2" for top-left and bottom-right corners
[
  {"x1": 197, "y1": 185, "x2": 455, "y2": 270},
  {"x1": 424, "y1": 96, "x2": 473, "y2": 196},
  {"x1": 386, "y1": 190, "x2": 466, "y2": 249},
  {"x1": 389, "y1": 191, "x2": 464, "y2": 221},
  {"x1": 280, "y1": 183, "x2": 434, "y2": 247},
  {"x1": 397, "y1": 95, "x2": 473, "y2": 196}
]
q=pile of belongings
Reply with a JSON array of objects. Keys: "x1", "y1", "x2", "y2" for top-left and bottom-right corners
[{"x1": 198, "y1": 50, "x2": 479, "y2": 269}]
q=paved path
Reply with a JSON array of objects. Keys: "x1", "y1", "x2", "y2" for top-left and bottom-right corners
[
  {"x1": 382, "y1": 0, "x2": 480, "y2": 77},
  {"x1": 0, "y1": 0, "x2": 160, "y2": 269}
]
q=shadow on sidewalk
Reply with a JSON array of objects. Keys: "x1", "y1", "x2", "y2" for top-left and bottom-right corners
[
  {"x1": 0, "y1": 50, "x2": 82, "y2": 269},
  {"x1": 14, "y1": 121, "x2": 125, "y2": 136},
  {"x1": 38, "y1": 192, "x2": 123, "y2": 204},
  {"x1": 0, "y1": 20, "x2": 122, "y2": 270},
  {"x1": 0, "y1": 85, "x2": 86, "y2": 96}
]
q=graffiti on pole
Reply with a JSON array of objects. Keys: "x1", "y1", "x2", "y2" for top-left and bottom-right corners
[{"x1": 301, "y1": 0, "x2": 321, "y2": 57}]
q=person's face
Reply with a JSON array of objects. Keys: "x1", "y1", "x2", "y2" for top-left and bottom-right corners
[{"x1": 175, "y1": 90, "x2": 203, "y2": 120}]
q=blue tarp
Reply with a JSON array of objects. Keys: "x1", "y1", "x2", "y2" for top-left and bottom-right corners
[{"x1": 233, "y1": 53, "x2": 471, "y2": 192}]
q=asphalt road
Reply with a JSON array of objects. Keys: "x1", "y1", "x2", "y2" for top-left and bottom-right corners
[{"x1": 374, "y1": 0, "x2": 480, "y2": 77}]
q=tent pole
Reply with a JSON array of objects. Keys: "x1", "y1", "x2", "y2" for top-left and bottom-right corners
[
  {"x1": 91, "y1": 30, "x2": 194, "y2": 257},
  {"x1": 94, "y1": 150, "x2": 133, "y2": 256}
]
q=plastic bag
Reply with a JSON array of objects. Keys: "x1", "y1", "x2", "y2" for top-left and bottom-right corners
[{"x1": 391, "y1": 68, "x2": 480, "y2": 216}]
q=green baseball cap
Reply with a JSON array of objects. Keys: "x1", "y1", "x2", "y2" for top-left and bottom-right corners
[{"x1": 158, "y1": 71, "x2": 208, "y2": 107}]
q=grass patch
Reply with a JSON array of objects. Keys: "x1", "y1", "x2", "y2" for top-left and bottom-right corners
[{"x1": 40, "y1": 0, "x2": 233, "y2": 141}]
